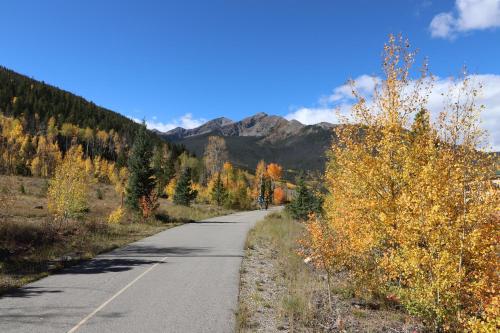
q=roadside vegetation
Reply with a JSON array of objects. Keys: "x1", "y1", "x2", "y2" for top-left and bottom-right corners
[
  {"x1": 240, "y1": 36, "x2": 498, "y2": 333},
  {"x1": 238, "y1": 211, "x2": 421, "y2": 332},
  {"x1": 301, "y1": 36, "x2": 499, "y2": 332}
]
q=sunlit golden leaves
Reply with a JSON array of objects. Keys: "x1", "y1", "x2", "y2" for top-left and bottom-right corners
[
  {"x1": 47, "y1": 145, "x2": 90, "y2": 219},
  {"x1": 313, "y1": 35, "x2": 499, "y2": 330}
]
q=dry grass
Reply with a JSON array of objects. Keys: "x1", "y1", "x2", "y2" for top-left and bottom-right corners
[
  {"x1": 0, "y1": 174, "x2": 233, "y2": 295},
  {"x1": 238, "y1": 211, "x2": 422, "y2": 332},
  {"x1": 158, "y1": 200, "x2": 234, "y2": 223}
]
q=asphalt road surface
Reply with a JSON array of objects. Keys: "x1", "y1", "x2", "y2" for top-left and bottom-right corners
[{"x1": 0, "y1": 208, "x2": 278, "y2": 333}]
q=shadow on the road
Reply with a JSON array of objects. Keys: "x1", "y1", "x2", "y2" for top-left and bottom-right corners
[
  {"x1": 0, "y1": 305, "x2": 90, "y2": 327},
  {"x1": 113, "y1": 245, "x2": 243, "y2": 258},
  {"x1": 1, "y1": 286, "x2": 63, "y2": 299},
  {"x1": 188, "y1": 221, "x2": 240, "y2": 224},
  {"x1": 115, "y1": 245, "x2": 210, "y2": 257},
  {"x1": 60, "y1": 258, "x2": 166, "y2": 275},
  {"x1": 0, "y1": 257, "x2": 166, "y2": 300},
  {"x1": 166, "y1": 254, "x2": 243, "y2": 258}
]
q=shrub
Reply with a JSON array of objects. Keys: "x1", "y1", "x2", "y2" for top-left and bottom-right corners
[
  {"x1": 139, "y1": 192, "x2": 159, "y2": 219},
  {"x1": 273, "y1": 187, "x2": 286, "y2": 205},
  {"x1": 0, "y1": 219, "x2": 61, "y2": 257},
  {"x1": 107, "y1": 207, "x2": 125, "y2": 224}
]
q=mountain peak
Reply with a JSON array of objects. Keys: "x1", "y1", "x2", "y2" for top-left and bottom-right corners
[
  {"x1": 208, "y1": 117, "x2": 234, "y2": 126},
  {"x1": 253, "y1": 112, "x2": 268, "y2": 118},
  {"x1": 162, "y1": 112, "x2": 334, "y2": 142},
  {"x1": 159, "y1": 112, "x2": 338, "y2": 173}
]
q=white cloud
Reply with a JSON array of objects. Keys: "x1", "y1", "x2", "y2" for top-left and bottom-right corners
[
  {"x1": 287, "y1": 75, "x2": 379, "y2": 125},
  {"x1": 430, "y1": 0, "x2": 500, "y2": 39},
  {"x1": 285, "y1": 107, "x2": 338, "y2": 124},
  {"x1": 430, "y1": 13, "x2": 457, "y2": 38},
  {"x1": 285, "y1": 74, "x2": 500, "y2": 151},
  {"x1": 131, "y1": 113, "x2": 206, "y2": 132},
  {"x1": 319, "y1": 75, "x2": 380, "y2": 104}
]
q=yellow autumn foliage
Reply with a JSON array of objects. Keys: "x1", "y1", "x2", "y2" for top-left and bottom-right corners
[
  {"x1": 313, "y1": 36, "x2": 499, "y2": 331},
  {"x1": 165, "y1": 177, "x2": 177, "y2": 201},
  {"x1": 107, "y1": 206, "x2": 125, "y2": 224},
  {"x1": 47, "y1": 145, "x2": 90, "y2": 219},
  {"x1": 109, "y1": 166, "x2": 129, "y2": 207}
]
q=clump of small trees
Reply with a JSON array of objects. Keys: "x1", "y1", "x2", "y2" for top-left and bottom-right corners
[
  {"x1": 302, "y1": 36, "x2": 499, "y2": 331},
  {"x1": 47, "y1": 145, "x2": 89, "y2": 219}
]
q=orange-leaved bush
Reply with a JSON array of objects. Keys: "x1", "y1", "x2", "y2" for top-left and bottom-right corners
[
  {"x1": 273, "y1": 187, "x2": 286, "y2": 204},
  {"x1": 139, "y1": 192, "x2": 159, "y2": 219}
]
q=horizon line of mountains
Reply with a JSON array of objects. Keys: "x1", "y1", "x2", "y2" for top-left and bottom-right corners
[{"x1": 157, "y1": 112, "x2": 339, "y2": 174}]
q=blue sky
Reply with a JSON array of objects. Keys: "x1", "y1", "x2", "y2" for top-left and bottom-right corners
[{"x1": 0, "y1": 0, "x2": 499, "y2": 147}]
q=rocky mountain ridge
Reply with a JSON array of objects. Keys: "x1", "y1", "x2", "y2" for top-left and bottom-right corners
[{"x1": 159, "y1": 113, "x2": 338, "y2": 174}]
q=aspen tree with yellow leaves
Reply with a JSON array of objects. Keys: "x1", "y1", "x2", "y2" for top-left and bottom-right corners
[
  {"x1": 165, "y1": 177, "x2": 177, "y2": 201},
  {"x1": 313, "y1": 35, "x2": 499, "y2": 331},
  {"x1": 109, "y1": 166, "x2": 129, "y2": 207},
  {"x1": 30, "y1": 135, "x2": 61, "y2": 177},
  {"x1": 47, "y1": 145, "x2": 90, "y2": 219},
  {"x1": 0, "y1": 116, "x2": 24, "y2": 174}
]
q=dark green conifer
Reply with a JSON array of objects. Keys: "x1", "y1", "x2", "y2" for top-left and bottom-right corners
[
  {"x1": 286, "y1": 173, "x2": 322, "y2": 220},
  {"x1": 125, "y1": 121, "x2": 156, "y2": 211},
  {"x1": 173, "y1": 168, "x2": 198, "y2": 206},
  {"x1": 210, "y1": 173, "x2": 228, "y2": 206}
]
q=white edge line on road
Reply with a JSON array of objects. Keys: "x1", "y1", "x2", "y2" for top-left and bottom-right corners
[{"x1": 67, "y1": 256, "x2": 169, "y2": 333}]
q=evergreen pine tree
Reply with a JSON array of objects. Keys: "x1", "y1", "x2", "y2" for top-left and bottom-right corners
[
  {"x1": 125, "y1": 121, "x2": 156, "y2": 211},
  {"x1": 173, "y1": 168, "x2": 198, "y2": 206},
  {"x1": 211, "y1": 173, "x2": 228, "y2": 206},
  {"x1": 152, "y1": 144, "x2": 174, "y2": 197},
  {"x1": 286, "y1": 173, "x2": 322, "y2": 220}
]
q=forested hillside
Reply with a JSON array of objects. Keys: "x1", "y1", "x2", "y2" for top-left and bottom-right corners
[{"x1": 0, "y1": 66, "x2": 145, "y2": 143}]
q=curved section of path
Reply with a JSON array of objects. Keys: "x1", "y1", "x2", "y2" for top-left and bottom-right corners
[{"x1": 0, "y1": 208, "x2": 279, "y2": 333}]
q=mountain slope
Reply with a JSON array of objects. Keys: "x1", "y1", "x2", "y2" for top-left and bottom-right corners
[
  {"x1": 160, "y1": 113, "x2": 338, "y2": 173},
  {"x1": 0, "y1": 66, "x2": 146, "y2": 143}
]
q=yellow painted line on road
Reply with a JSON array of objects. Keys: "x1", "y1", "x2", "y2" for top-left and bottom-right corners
[{"x1": 67, "y1": 256, "x2": 168, "y2": 333}]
